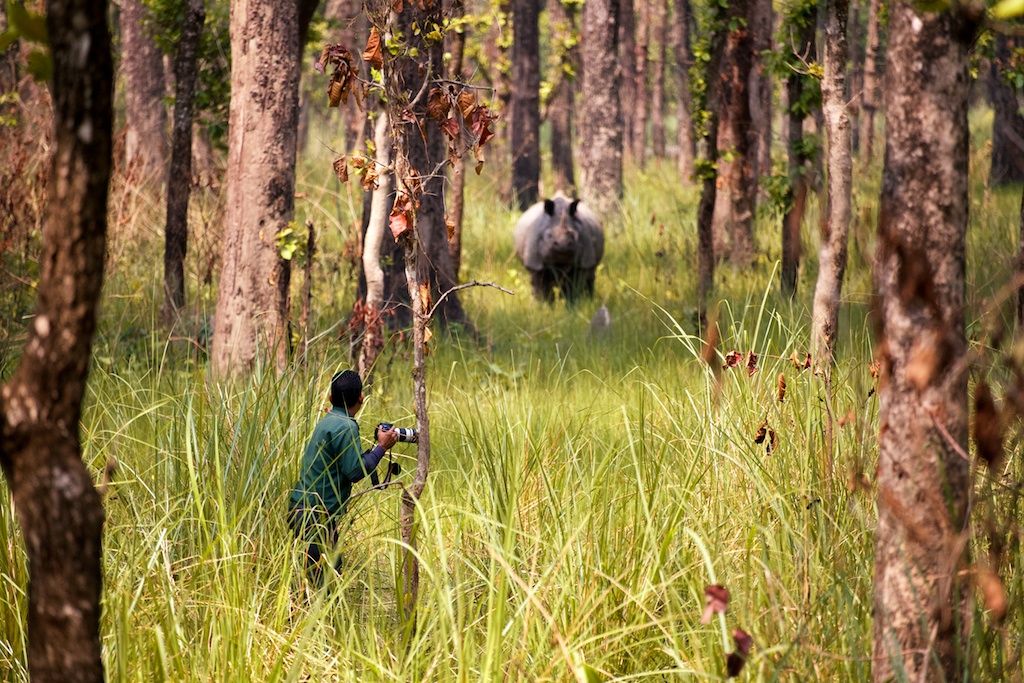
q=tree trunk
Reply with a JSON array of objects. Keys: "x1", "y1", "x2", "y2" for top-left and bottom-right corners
[
  {"x1": 710, "y1": 0, "x2": 756, "y2": 265},
  {"x1": 631, "y1": 0, "x2": 650, "y2": 168},
  {"x1": 872, "y1": 3, "x2": 979, "y2": 679},
  {"x1": 163, "y1": 0, "x2": 205, "y2": 322},
  {"x1": 859, "y1": 0, "x2": 880, "y2": 163},
  {"x1": 750, "y1": 0, "x2": 773, "y2": 191},
  {"x1": 649, "y1": 0, "x2": 667, "y2": 158},
  {"x1": 511, "y1": 0, "x2": 541, "y2": 208},
  {"x1": 780, "y1": 19, "x2": 815, "y2": 297},
  {"x1": 379, "y1": 1, "x2": 470, "y2": 330},
  {"x1": 618, "y1": 0, "x2": 636, "y2": 163},
  {"x1": 547, "y1": 0, "x2": 578, "y2": 193},
  {"x1": 580, "y1": 0, "x2": 623, "y2": 219},
  {"x1": 811, "y1": 0, "x2": 851, "y2": 373},
  {"x1": 0, "y1": 0, "x2": 112, "y2": 679},
  {"x1": 446, "y1": 0, "x2": 469, "y2": 275},
  {"x1": 358, "y1": 112, "x2": 392, "y2": 380},
  {"x1": 211, "y1": 0, "x2": 300, "y2": 376},
  {"x1": 989, "y1": 34, "x2": 1024, "y2": 187},
  {"x1": 847, "y1": 0, "x2": 862, "y2": 153},
  {"x1": 120, "y1": 0, "x2": 168, "y2": 181},
  {"x1": 696, "y1": 12, "x2": 727, "y2": 320},
  {"x1": 672, "y1": 0, "x2": 696, "y2": 181}
]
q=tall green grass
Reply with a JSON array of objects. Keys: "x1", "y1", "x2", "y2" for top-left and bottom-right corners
[{"x1": 1, "y1": 108, "x2": 1023, "y2": 681}]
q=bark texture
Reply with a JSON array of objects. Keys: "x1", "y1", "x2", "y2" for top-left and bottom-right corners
[
  {"x1": 0, "y1": 0, "x2": 112, "y2": 679},
  {"x1": 211, "y1": 0, "x2": 300, "y2": 375},
  {"x1": 672, "y1": 0, "x2": 696, "y2": 181},
  {"x1": 872, "y1": 3, "x2": 979, "y2": 679},
  {"x1": 811, "y1": 0, "x2": 851, "y2": 372},
  {"x1": 710, "y1": 0, "x2": 756, "y2": 265},
  {"x1": 120, "y1": 0, "x2": 168, "y2": 179},
  {"x1": 511, "y1": 0, "x2": 541, "y2": 208},
  {"x1": 580, "y1": 0, "x2": 623, "y2": 219},
  {"x1": 548, "y1": 0, "x2": 578, "y2": 193},
  {"x1": 989, "y1": 34, "x2": 1024, "y2": 187},
  {"x1": 163, "y1": 0, "x2": 205, "y2": 320}
]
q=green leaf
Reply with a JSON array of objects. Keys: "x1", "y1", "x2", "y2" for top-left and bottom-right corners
[
  {"x1": 26, "y1": 49, "x2": 51, "y2": 82},
  {"x1": 0, "y1": 29, "x2": 17, "y2": 52},
  {"x1": 8, "y1": 0, "x2": 48, "y2": 44},
  {"x1": 993, "y1": 0, "x2": 1024, "y2": 18}
]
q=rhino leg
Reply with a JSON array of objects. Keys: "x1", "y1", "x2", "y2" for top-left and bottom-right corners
[
  {"x1": 558, "y1": 268, "x2": 596, "y2": 304},
  {"x1": 530, "y1": 269, "x2": 557, "y2": 302}
]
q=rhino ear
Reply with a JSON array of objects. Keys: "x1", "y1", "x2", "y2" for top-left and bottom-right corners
[
  {"x1": 544, "y1": 199, "x2": 556, "y2": 216},
  {"x1": 569, "y1": 200, "x2": 580, "y2": 217}
]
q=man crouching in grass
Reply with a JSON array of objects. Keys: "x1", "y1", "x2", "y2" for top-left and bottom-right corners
[{"x1": 288, "y1": 370, "x2": 398, "y2": 583}]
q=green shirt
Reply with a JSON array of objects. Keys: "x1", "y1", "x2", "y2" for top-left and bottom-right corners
[{"x1": 290, "y1": 407, "x2": 367, "y2": 516}]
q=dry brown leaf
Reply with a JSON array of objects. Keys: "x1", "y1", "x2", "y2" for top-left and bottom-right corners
[
  {"x1": 363, "y1": 28, "x2": 383, "y2": 69},
  {"x1": 333, "y1": 155, "x2": 348, "y2": 183},
  {"x1": 974, "y1": 380, "x2": 1004, "y2": 468},
  {"x1": 427, "y1": 87, "x2": 450, "y2": 122},
  {"x1": 700, "y1": 584, "x2": 729, "y2": 624},
  {"x1": 777, "y1": 373, "x2": 786, "y2": 402}
]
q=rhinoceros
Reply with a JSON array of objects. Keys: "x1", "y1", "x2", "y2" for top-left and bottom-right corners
[{"x1": 513, "y1": 193, "x2": 604, "y2": 303}]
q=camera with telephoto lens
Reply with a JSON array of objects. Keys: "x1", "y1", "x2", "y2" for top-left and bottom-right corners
[{"x1": 375, "y1": 422, "x2": 418, "y2": 443}]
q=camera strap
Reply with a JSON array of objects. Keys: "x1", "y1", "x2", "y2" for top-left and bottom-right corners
[{"x1": 368, "y1": 448, "x2": 396, "y2": 488}]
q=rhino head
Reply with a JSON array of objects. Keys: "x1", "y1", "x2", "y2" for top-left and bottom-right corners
[{"x1": 540, "y1": 197, "x2": 582, "y2": 265}]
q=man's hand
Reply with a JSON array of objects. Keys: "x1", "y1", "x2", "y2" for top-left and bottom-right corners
[{"x1": 377, "y1": 425, "x2": 399, "y2": 450}]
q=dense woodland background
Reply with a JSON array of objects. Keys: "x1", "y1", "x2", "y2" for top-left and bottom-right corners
[{"x1": 3, "y1": 0, "x2": 1024, "y2": 680}]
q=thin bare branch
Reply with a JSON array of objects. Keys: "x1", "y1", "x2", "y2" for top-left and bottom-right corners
[{"x1": 427, "y1": 280, "x2": 515, "y2": 321}]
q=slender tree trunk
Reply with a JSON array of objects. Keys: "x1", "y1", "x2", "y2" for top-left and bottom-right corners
[
  {"x1": 163, "y1": 0, "x2": 205, "y2": 322},
  {"x1": 811, "y1": 0, "x2": 851, "y2": 372},
  {"x1": 672, "y1": 0, "x2": 696, "y2": 181},
  {"x1": 696, "y1": 14, "x2": 727, "y2": 320},
  {"x1": 580, "y1": 0, "x2": 623, "y2": 219},
  {"x1": 618, "y1": 0, "x2": 636, "y2": 163},
  {"x1": 990, "y1": 35, "x2": 1024, "y2": 186},
  {"x1": 750, "y1": 0, "x2": 773, "y2": 190},
  {"x1": 649, "y1": 0, "x2": 667, "y2": 158},
  {"x1": 211, "y1": 0, "x2": 300, "y2": 375},
  {"x1": 859, "y1": 0, "x2": 880, "y2": 163},
  {"x1": 120, "y1": 0, "x2": 168, "y2": 181},
  {"x1": 631, "y1": 0, "x2": 650, "y2": 168},
  {"x1": 548, "y1": 0, "x2": 578, "y2": 192},
  {"x1": 358, "y1": 112, "x2": 391, "y2": 380},
  {"x1": 847, "y1": 0, "x2": 862, "y2": 153},
  {"x1": 446, "y1": 0, "x2": 468, "y2": 275},
  {"x1": 872, "y1": 2, "x2": 979, "y2": 679},
  {"x1": 511, "y1": 0, "x2": 541, "y2": 208},
  {"x1": 780, "y1": 20, "x2": 814, "y2": 297},
  {"x1": 710, "y1": 0, "x2": 756, "y2": 265},
  {"x1": 0, "y1": 0, "x2": 112, "y2": 678}
]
